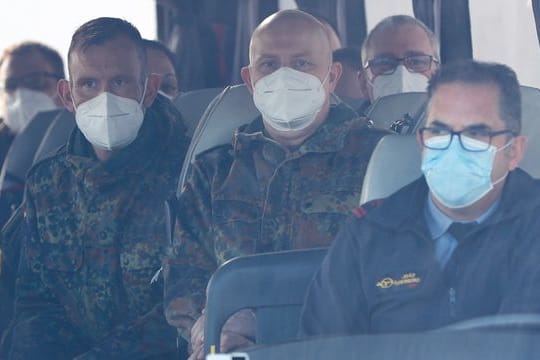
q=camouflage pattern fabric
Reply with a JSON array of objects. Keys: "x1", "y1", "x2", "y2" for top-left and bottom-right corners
[
  {"x1": 164, "y1": 104, "x2": 388, "y2": 340},
  {"x1": 5, "y1": 96, "x2": 189, "y2": 359}
]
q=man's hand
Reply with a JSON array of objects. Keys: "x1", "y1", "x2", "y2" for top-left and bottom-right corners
[{"x1": 188, "y1": 309, "x2": 256, "y2": 360}]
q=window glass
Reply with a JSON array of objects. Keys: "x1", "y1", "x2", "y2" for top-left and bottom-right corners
[
  {"x1": 0, "y1": 0, "x2": 156, "y2": 77},
  {"x1": 279, "y1": 0, "x2": 298, "y2": 10},
  {"x1": 364, "y1": 0, "x2": 414, "y2": 31},
  {"x1": 470, "y1": 0, "x2": 540, "y2": 88}
]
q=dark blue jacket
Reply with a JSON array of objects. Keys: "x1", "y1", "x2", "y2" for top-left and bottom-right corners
[{"x1": 300, "y1": 168, "x2": 540, "y2": 336}]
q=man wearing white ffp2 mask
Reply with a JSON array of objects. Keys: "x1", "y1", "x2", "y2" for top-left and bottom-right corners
[
  {"x1": 165, "y1": 10, "x2": 389, "y2": 360},
  {"x1": 72, "y1": 80, "x2": 147, "y2": 151},
  {"x1": 361, "y1": 15, "x2": 440, "y2": 102},
  {"x1": 7, "y1": 18, "x2": 190, "y2": 360},
  {"x1": 59, "y1": 38, "x2": 159, "y2": 162}
]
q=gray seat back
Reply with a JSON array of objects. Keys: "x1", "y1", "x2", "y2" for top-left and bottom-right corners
[
  {"x1": 366, "y1": 92, "x2": 427, "y2": 133},
  {"x1": 518, "y1": 86, "x2": 540, "y2": 178},
  {"x1": 33, "y1": 110, "x2": 75, "y2": 163},
  {"x1": 172, "y1": 87, "x2": 224, "y2": 137},
  {"x1": 204, "y1": 248, "x2": 327, "y2": 355},
  {"x1": 359, "y1": 134, "x2": 421, "y2": 205},
  {"x1": 0, "y1": 109, "x2": 61, "y2": 190},
  {"x1": 177, "y1": 84, "x2": 259, "y2": 193}
]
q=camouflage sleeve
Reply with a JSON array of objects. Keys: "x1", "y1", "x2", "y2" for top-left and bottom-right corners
[
  {"x1": 164, "y1": 159, "x2": 219, "y2": 341},
  {"x1": 7, "y1": 192, "x2": 86, "y2": 359},
  {"x1": 74, "y1": 303, "x2": 177, "y2": 359}
]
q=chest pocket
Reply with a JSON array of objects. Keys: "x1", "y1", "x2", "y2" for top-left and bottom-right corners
[{"x1": 213, "y1": 198, "x2": 261, "y2": 225}]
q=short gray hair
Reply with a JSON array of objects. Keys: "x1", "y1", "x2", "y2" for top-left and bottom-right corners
[{"x1": 361, "y1": 15, "x2": 440, "y2": 67}]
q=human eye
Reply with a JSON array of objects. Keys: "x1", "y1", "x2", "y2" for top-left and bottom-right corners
[
  {"x1": 256, "y1": 59, "x2": 278, "y2": 75},
  {"x1": 77, "y1": 78, "x2": 97, "y2": 89},
  {"x1": 426, "y1": 126, "x2": 449, "y2": 137},
  {"x1": 370, "y1": 57, "x2": 397, "y2": 75},
  {"x1": 112, "y1": 77, "x2": 128, "y2": 88},
  {"x1": 462, "y1": 128, "x2": 491, "y2": 142},
  {"x1": 406, "y1": 55, "x2": 431, "y2": 72},
  {"x1": 292, "y1": 58, "x2": 313, "y2": 71}
]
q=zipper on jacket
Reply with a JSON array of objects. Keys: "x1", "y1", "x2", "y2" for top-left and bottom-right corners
[{"x1": 448, "y1": 287, "x2": 457, "y2": 319}]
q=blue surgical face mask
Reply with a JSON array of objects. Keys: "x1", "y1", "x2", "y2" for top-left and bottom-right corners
[{"x1": 421, "y1": 134, "x2": 512, "y2": 209}]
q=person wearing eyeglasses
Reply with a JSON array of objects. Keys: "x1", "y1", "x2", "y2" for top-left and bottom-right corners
[
  {"x1": 300, "y1": 60, "x2": 540, "y2": 337},
  {"x1": 0, "y1": 43, "x2": 64, "y2": 133},
  {"x1": 361, "y1": 15, "x2": 439, "y2": 102}
]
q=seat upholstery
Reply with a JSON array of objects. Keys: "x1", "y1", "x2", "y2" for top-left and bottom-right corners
[
  {"x1": 204, "y1": 248, "x2": 327, "y2": 354},
  {"x1": 32, "y1": 109, "x2": 75, "y2": 163},
  {"x1": 177, "y1": 84, "x2": 259, "y2": 193},
  {"x1": 366, "y1": 92, "x2": 427, "y2": 133},
  {"x1": 172, "y1": 87, "x2": 224, "y2": 137}
]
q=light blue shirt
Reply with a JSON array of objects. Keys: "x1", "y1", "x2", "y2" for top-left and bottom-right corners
[{"x1": 424, "y1": 194, "x2": 499, "y2": 267}]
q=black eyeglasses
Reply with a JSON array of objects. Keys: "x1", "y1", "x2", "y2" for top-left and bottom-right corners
[
  {"x1": 0, "y1": 71, "x2": 61, "y2": 93},
  {"x1": 419, "y1": 127, "x2": 515, "y2": 152},
  {"x1": 365, "y1": 54, "x2": 438, "y2": 76}
]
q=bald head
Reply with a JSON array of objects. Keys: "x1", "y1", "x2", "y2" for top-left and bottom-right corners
[
  {"x1": 240, "y1": 9, "x2": 343, "y2": 148},
  {"x1": 249, "y1": 10, "x2": 332, "y2": 64}
]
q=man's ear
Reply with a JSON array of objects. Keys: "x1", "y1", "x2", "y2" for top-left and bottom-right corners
[
  {"x1": 58, "y1": 79, "x2": 75, "y2": 112},
  {"x1": 240, "y1": 66, "x2": 254, "y2": 94},
  {"x1": 507, "y1": 135, "x2": 527, "y2": 171},
  {"x1": 142, "y1": 73, "x2": 160, "y2": 108},
  {"x1": 327, "y1": 61, "x2": 342, "y2": 93}
]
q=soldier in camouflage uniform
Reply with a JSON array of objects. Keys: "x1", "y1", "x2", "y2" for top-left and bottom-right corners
[
  {"x1": 3, "y1": 18, "x2": 189, "y2": 359},
  {"x1": 164, "y1": 10, "x2": 388, "y2": 359}
]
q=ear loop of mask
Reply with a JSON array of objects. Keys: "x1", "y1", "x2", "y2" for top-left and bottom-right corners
[{"x1": 491, "y1": 137, "x2": 515, "y2": 186}]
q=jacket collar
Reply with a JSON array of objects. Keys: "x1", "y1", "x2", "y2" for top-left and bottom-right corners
[{"x1": 232, "y1": 104, "x2": 369, "y2": 155}]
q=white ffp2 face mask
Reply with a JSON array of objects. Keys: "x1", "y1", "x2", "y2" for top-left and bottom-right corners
[
  {"x1": 371, "y1": 65, "x2": 429, "y2": 101},
  {"x1": 1, "y1": 88, "x2": 58, "y2": 134},
  {"x1": 74, "y1": 85, "x2": 146, "y2": 151},
  {"x1": 252, "y1": 67, "x2": 328, "y2": 132}
]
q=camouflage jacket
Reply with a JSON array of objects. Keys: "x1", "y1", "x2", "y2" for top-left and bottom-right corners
[
  {"x1": 164, "y1": 104, "x2": 388, "y2": 339},
  {"x1": 6, "y1": 96, "x2": 189, "y2": 359}
]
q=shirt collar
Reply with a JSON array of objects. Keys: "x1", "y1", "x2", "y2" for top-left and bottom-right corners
[{"x1": 424, "y1": 193, "x2": 500, "y2": 240}]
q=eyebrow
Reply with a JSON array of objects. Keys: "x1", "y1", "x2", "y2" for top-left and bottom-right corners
[{"x1": 430, "y1": 120, "x2": 493, "y2": 131}]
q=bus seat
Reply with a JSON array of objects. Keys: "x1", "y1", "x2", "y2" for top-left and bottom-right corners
[
  {"x1": 32, "y1": 110, "x2": 75, "y2": 163},
  {"x1": 366, "y1": 92, "x2": 427, "y2": 134},
  {"x1": 177, "y1": 84, "x2": 259, "y2": 193},
  {"x1": 0, "y1": 109, "x2": 62, "y2": 192},
  {"x1": 518, "y1": 85, "x2": 540, "y2": 178},
  {"x1": 359, "y1": 134, "x2": 421, "y2": 205},
  {"x1": 204, "y1": 248, "x2": 327, "y2": 354},
  {"x1": 173, "y1": 87, "x2": 224, "y2": 137}
]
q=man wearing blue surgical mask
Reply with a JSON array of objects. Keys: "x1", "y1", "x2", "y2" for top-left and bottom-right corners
[
  {"x1": 4, "y1": 17, "x2": 189, "y2": 359},
  {"x1": 164, "y1": 9, "x2": 387, "y2": 359},
  {"x1": 300, "y1": 60, "x2": 540, "y2": 337},
  {"x1": 361, "y1": 15, "x2": 440, "y2": 103}
]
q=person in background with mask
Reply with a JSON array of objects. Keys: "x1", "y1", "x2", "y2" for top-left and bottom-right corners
[
  {"x1": 332, "y1": 47, "x2": 370, "y2": 114},
  {"x1": 143, "y1": 39, "x2": 180, "y2": 99},
  {"x1": 0, "y1": 42, "x2": 64, "y2": 166},
  {"x1": 300, "y1": 60, "x2": 540, "y2": 336},
  {"x1": 164, "y1": 9, "x2": 387, "y2": 359},
  {"x1": 362, "y1": 15, "x2": 439, "y2": 103},
  {"x1": 2, "y1": 17, "x2": 189, "y2": 359}
]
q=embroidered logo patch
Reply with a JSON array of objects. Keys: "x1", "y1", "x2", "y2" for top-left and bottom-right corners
[{"x1": 376, "y1": 272, "x2": 421, "y2": 289}]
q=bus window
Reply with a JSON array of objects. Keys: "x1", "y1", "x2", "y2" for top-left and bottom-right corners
[
  {"x1": 470, "y1": 0, "x2": 540, "y2": 88},
  {"x1": 364, "y1": 0, "x2": 414, "y2": 31}
]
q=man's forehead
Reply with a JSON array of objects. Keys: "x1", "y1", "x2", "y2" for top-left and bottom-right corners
[
  {"x1": 69, "y1": 38, "x2": 141, "y2": 75},
  {"x1": 369, "y1": 23, "x2": 432, "y2": 58},
  {"x1": 251, "y1": 28, "x2": 328, "y2": 60},
  {"x1": 427, "y1": 82, "x2": 504, "y2": 129}
]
